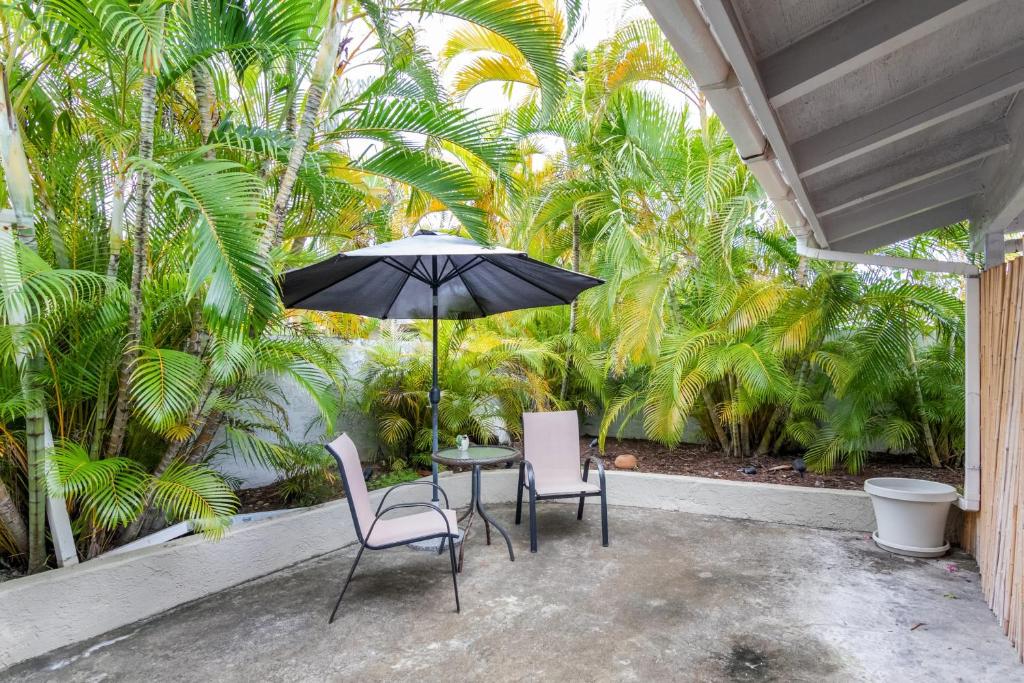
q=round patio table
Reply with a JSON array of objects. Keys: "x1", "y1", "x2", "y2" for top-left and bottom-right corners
[{"x1": 434, "y1": 445, "x2": 521, "y2": 571}]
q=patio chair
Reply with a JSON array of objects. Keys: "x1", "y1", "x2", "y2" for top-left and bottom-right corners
[
  {"x1": 325, "y1": 434, "x2": 460, "y2": 622},
  {"x1": 516, "y1": 411, "x2": 608, "y2": 552}
]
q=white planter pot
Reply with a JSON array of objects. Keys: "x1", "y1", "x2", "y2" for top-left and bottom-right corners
[{"x1": 864, "y1": 478, "x2": 958, "y2": 557}]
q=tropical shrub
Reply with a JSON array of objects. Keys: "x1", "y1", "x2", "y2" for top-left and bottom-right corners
[
  {"x1": 0, "y1": 0, "x2": 566, "y2": 571},
  {"x1": 360, "y1": 322, "x2": 558, "y2": 470},
  {"x1": 0, "y1": 0, "x2": 971, "y2": 574}
]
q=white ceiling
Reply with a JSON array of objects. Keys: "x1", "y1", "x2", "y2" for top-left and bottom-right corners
[{"x1": 647, "y1": 0, "x2": 1024, "y2": 253}]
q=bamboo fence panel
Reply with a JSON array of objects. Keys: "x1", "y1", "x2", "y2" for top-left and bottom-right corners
[{"x1": 962, "y1": 257, "x2": 1024, "y2": 660}]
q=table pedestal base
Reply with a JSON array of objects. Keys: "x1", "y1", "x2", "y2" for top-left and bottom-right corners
[{"x1": 456, "y1": 465, "x2": 515, "y2": 572}]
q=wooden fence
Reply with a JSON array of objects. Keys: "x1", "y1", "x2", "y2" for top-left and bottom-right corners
[{"x1": 962, "y1": 257, "x2": 1024, "y2": 660}]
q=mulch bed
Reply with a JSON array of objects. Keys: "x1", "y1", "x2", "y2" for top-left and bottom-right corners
[
  {"x1": 590, "y1": 438, "x2": 963, "y2": 491},
  {"x1": 237, "y1": 438, "x2": 963, "y2": 513},
  {"x1": 237, "y1": 483, "x2": 312, "y2": 513}
]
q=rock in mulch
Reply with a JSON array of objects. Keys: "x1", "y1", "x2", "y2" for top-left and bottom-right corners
[{"x1": 614, "y1": 453, "x2": 638, "y2": 469}]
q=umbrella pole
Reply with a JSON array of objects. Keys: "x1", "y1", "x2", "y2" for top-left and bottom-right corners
[{"x1": 430, "y1": 265, "x2": 440, "y2": 502}]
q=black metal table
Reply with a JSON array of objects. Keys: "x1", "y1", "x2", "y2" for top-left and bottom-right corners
[{"x1": 433, "y1": 445, "x2": 521, "y2": 571}]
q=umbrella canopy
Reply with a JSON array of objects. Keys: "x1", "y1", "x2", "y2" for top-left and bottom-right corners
[
  {"x1": 279, "y1": 230, "x2": 603, "y2": 500},
  {"x1": 280, "y1": 230, "x2": 602, "y2": 318}
]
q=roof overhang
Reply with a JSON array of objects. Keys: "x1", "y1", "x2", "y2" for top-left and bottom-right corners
[{"x1": 645, "y1": 0, "x2": 1024, "y2": 253}]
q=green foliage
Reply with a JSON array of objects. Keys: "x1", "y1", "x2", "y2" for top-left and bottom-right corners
[
  {"x1": 367, "y1": 468, "x2": 420, "y2": 491},
  {"x1": 0, "y1": 1, "x2": 970, "y2": 569}
]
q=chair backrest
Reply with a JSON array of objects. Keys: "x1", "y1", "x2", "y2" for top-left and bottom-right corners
[
  {"x1": 522, "y1": 410, "x2": 582, "y2": 482},
  {"x1": 325, "y1": 434, "x2": 373, "y2": 543}
]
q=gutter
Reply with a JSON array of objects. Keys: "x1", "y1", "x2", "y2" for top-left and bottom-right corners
[{"x1": 796, "y1": 242, "x2": 981, "y2": 512}]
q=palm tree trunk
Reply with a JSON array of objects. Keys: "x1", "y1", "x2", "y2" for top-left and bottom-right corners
[
  {"x1": 193, "y1": 67, "x2": 216, "y2": 146},
  {"x1": 121, "y1": 402, "x2": 228, "y2": 543},
  {"x1": 262, "y1": 1, "x2": 343, "y2": 254},
  {"x1": 185, "y1": 408, "x2": 226, "y2": 465},
  {"x1": 0, "y1": 71, "x2": 35, "y2": 244},
  {"x1": 92, "y1": 168, "x2": 128, "y2": 459},
  {"x1": 0, "y1": 478, "x2": 28, "y2": 557},
  {"x1": 106, "y1": 73, "x2": 158, "y2": 458},
  {"x1": 2, "y1": 69, "x2": 65, "y2": 572},
  {"x1": 105, "y1": 169, "x2": 126, "y2": 278},
  {"x1": 908, "y1": 343, "x2": 942, "y2": 468},
  {"x1": 0, "y1": 226, "x2": 46, "y2": 571},
  {"x1": 560, "y1": 210, "x2": 581, "y2": 401},
  {"x1": 755, "y1": 408, "x2": 781, "y2": 457},
  {"x1": 701, "y1": 388, "x2": 730, "y2": 454},
  {"x1": 726, "y1": 377, "x2": 741, "y2": 457},
  {"x1": 756, "y1": 360, "x2": 809, "y2": 457},
  {"x1": 22, "y1": 363, "x2": 48, "y2": 572}
]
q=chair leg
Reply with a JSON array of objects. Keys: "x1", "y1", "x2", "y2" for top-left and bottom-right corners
[
  {"x1": 529, "y1": 484, "x2": 538, "y2": 553},
  {"x1": 577, "y1": 494, "x2": 585, "y2": 520},
  {"x1": 515, "y1": 462, "x2": 525, "y2": 525},
  {"x1": 600, "y1": 488, "x2": 609, "y2": 547},
  {"x1": 438, "y1": 536, "x2": 446, "y2": 555},
  {"x1": 447, "y1": 534, "x2": 460, "y2": 613},
  {"x1": 328, "y1": 543, "x2": 366, "y2": 624}
]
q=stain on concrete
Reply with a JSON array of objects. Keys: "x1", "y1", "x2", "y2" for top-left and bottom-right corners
[{"x1": 726, "y1": 643, "x2": 772, "y2": 681}]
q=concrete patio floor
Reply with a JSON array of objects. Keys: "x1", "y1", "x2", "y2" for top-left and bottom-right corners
[{"x1": 5, "y1": 504, "x2": 1019, "y2": 682}]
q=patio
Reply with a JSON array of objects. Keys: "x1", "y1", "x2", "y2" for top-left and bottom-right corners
[{"x1": 5, "y1": 504, "x2": 1017, "y2": 682}]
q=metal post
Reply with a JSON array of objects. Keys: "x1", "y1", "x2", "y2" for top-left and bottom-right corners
[
  {"x1": 960, "y1": 274, "x2": 981, "y2": 511},
  {"x1": 430, "y1": 256, "x2": 440, "y2": 501}
]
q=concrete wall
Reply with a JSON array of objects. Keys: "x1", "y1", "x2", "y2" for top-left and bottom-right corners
[
  {"x1": 580, "y1": 411, "x2": 707, "y2": 443},
  {"x1": 211, "y1": 336, "x2": 709, "y2": 490},
  {"x1": 212, "y1": 341, "x2": 382, "y2": 489},
  {"x1": 0, "y1": 472, "x2": 877, "y2": 669}
]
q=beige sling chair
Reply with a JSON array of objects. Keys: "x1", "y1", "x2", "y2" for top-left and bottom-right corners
[
  {"x1": 517, "y1": 411, "x2": 608, "y2": 552},
  {"x1": 325, "y1": 434, "x2": 460, "y2": 622}
]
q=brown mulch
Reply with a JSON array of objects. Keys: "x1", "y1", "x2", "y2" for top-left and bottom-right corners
[
  {"x1": 589, "y1": 438, "x2": 963, "y2": 491},
  {"x1": 236, "y1": 439, "x2": 963, "y2": 512},
  {"x1": 237, "y1": 483, "x2": 311, "y2": 514}
]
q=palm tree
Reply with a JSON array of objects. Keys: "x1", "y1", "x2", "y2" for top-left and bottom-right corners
[{"x1": 0, "y1": 0, "x2": 574, "y2": 567}]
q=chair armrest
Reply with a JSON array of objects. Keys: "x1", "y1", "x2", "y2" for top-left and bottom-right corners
[
  {"x1": 523, "y1": 460, "x2": 537, "y2": 491},
  {"x1": 582, "y1": 455, "x2": 606, "y2": 487},
  {"x1": 375, "y1": 481, "x2": 450, "y2": 516},
  {"x1": 366, "y1": 502, "x2": 455, "y2": 542}
]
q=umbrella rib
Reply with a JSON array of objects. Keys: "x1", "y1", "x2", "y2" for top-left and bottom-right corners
[
  {"x1": 413, "y1": 257, "x2": 434, "y2": 284},
  {"x1": 483, "y1": 256, "x2": 573, "y2": 305},
  {"x1": 380, "y1": 276, "x2": 409, "y2": 319},
  {"x1": 458, "y1": 265, "x2": 489, "y2": 317},
  {"x1": 438, "y1": 256, "x2": 458, "y2": 282},
  {"x1": 438, "y1": 256, "x2": 484, "y2": 286},
  {"x1": 383, "y1": 257, "x2": 431, "y2": 285}
]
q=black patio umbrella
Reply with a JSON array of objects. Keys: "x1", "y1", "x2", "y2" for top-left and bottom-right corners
[{"x1": 279, "y1": 230, "x2": 604, "y2": 497}]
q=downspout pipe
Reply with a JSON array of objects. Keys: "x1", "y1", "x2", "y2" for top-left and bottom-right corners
[{"x1": 796, "y1": 241, "x2": 981, "y2": 511}]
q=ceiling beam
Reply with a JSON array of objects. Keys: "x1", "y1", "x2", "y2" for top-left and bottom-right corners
[
  {"x1": 829, "y1": 199, "x2": 974, "y2": 253},
  {"x1": 792, "y1": 44, "x2": 1024, "y2": 177},
  {"x1": 972, "y1": 95, "x2": 1024, "y2": 241},
  {"x1": 762, "y1": 0, "x2": 997, "y2": 108},
  {"x1": 822, "y1": 170, "x2": 985, "y2": 242},
  {"x1": 812, "y1": 121, "x2": 1010, "y2": 217}
]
